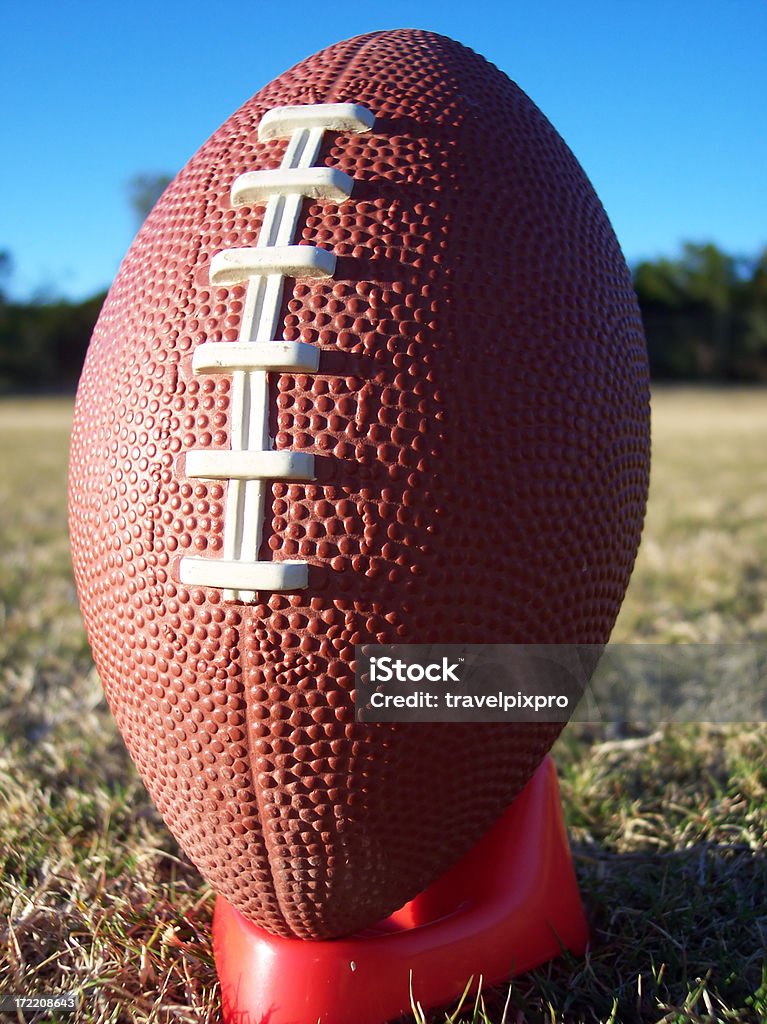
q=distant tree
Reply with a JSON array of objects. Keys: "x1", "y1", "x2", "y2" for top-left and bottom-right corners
[
  {"x1": 0, "y1": 291, "x2": 105, "y2": 393},
  {"x1": 0, "y1": 249, "x2": 12, "y2": 303},
  {"x1": 737, "y1": 246, "x2": 767, "y2": 372},
  {"x1": 633, "y1": 241, "x2": 767, "y2": 381},
  {"x1": 127, "y1": 173, "x2": 173, "y2": 227},
  {"x1": 634, "y1": 255, "x2": 688, "y2": 309}
]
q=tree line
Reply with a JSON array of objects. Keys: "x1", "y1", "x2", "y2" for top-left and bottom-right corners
[
  {"x1": 1, "y1": 240, "x2": 765, "y2": 392},
  {"x1": 635, "y1": 242, "x2": 767, "y2": 381}
]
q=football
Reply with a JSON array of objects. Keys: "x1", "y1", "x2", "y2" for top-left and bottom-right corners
[{"x1": 68, "y1": 29, "x2": 650, "y2": 939}]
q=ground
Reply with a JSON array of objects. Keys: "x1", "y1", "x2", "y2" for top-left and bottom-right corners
[{"x1": 0, "y1": 389, "x2": 765, "y2": 1023}]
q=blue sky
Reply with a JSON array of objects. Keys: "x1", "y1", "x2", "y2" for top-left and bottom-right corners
[{"x1": 2, "y1": 0, "x2": 765, "y2": 301}]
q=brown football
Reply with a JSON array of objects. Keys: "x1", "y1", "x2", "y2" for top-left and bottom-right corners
[{"x1": 68, "y1": 29, "x2": 650, "y2": 939}]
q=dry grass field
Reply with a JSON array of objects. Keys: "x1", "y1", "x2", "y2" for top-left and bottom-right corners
[{"x1": 0, "y1": 389, "x2": 765, "y2": 1023}]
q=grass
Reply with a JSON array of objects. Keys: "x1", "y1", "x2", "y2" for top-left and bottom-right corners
[
  {"x1": 0, "y1": 388, "x2": 766, "y2": 1023},
  {"x1": 611, "y1": 388, "x2": 767, "y2": 644}
]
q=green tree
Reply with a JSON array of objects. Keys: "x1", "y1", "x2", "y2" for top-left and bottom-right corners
[
  {"x1": 737, "y1": 246, "x2": 767, "y2": 370},
  {"x1": 127, "y1": 172, "x2": 173, "y2": 227},
  {"x1": 0, "y1": 250, "x2": 12, "y2": 303},
  {"x1": 633, "y1": 241, "x2": 767, "y2": 381}
]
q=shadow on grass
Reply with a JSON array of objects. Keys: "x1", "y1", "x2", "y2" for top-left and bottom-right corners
[{"x1": 457, "y1": 843, "x2": 767, "y2": 1024}]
